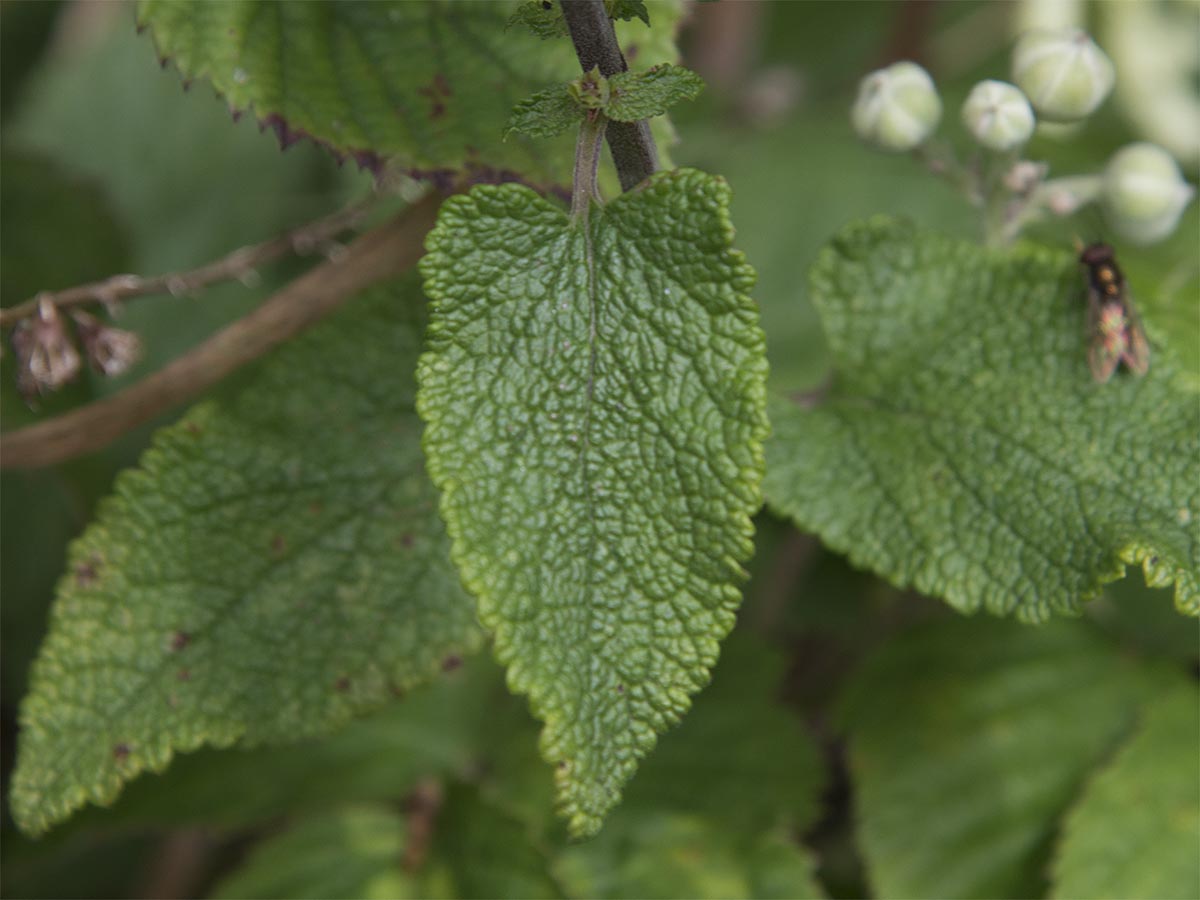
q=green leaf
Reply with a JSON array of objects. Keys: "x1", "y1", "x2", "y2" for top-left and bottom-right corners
[
  {"x1": 212, "y1": 806, "x2": 415, "y2": 900},
  {"x1": 764, "y1": 217, "x2": 1200, "y2": 622},
  {"x1": 606, "y1": 0, "x2": 652, "y2": 26},
  {"x1": 508, "y1": 1, "x2": 569, "y2": 39},
  {"x1": 135, "y1": 0, "x2": 683, "y2": 186},
  {"x1": 432, "y1": 784, "x2": 565, "y2": 900},
  {"x1": 606, "y1": 64, "x2": 703, "y2": 122},
  {"x1": 81, "y1": 657, "x2": 502, "y2": 830},
  {"x1": 418, "y1": 169, "x2": 769, "y2": 837},
  {"x1": 841, "y1": 618, "x2": 1166, "y2": 899},
  {"x1": 622, "y1": 631, "x2": 824, "y2": 831},
  {"x1": 554, "y1": 813, "x2": 824, "y2": 899},
  {"x1": 1052, "y1": 683, "x2": 1200, "y2": 900},
  {"x1": 506, "y1": 84, "x2": 582, "y2": 140},
  {"x1": 10, "y1": 280, "x2": 482, "y2": 835}
]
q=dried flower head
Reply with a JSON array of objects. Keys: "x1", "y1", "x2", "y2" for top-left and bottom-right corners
[
  {"x1": 72, "y1": 311, "x2": 143, "y2": 378},
  {"x1": 10, "y1": 297, "x2": 82, "y2": 399}
]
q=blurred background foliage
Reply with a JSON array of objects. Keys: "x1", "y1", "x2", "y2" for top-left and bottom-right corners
[{"x1": 1, "y1": 2, "x2": 1196, "y2": 898}]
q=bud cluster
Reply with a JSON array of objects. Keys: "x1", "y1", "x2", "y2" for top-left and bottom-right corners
[{"x1": 850, "y1": 28, "x2": 1194, "y2": 246}]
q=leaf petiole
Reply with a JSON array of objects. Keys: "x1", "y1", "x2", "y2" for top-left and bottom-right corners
[{"x1": 570, "y1": 112, "x2": 608, "y2": 223}]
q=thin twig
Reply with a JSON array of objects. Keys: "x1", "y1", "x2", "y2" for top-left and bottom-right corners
[
  {"x1": 0, "y1": 193, "x2": 443, "y2": 470},
  {"x1": 560, "y1": 0, "x2": 658, "y2": 191},
  {"x1": 0, "y1": 200, "x2": 375, "y2": 328}
]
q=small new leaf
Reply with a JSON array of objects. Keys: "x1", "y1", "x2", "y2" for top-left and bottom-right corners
[
  {"x1": 506, "y1": 84, "x2": 582, "y2": 140},
  {"x1": 606, "y1": 64, "x2": 704, "y2": 123},
  {"x1": 605, "y1": 0, "x2": 651, "y2": 26},
  {"x1": 764, "y1": 217, "x2": 1200, "y2": 621},
  {"x1": 507, "y1": 0, "x2": 569, "y2": 39}
]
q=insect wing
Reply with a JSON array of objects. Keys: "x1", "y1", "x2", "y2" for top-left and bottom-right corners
[
  {"x1": 1119, "y1": 292, "x2": 1150, "y2": 376},
  {"x1": 1086, "y1": 286, "x2": 1121, "y2": 383}
]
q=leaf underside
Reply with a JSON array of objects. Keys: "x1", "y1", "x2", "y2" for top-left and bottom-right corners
[
  {"x1": 418, "y1": 168, "x2": 769, "y2": 837},
  {"x1": 135, "y1": 0, "x2": 682, "y2": 186},
  {"x1": 10, "y1": 280, "x2": 481, "y2": 836},
  {"x1": 765, "y1": 217, "x2": 1200, "y2": 622}
]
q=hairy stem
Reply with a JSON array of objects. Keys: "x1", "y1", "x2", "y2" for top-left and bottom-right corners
[
  {"x1": 560, "y1": 0, "x2": 658, "y2": 191},
  {"x1": 571, "y1": 113, "x2": 608, "y2": 223},
  {"x1": 1, "y1": 193, "x2": 442, "y2": 470}
]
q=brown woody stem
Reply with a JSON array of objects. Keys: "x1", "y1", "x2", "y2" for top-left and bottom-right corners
[
  {"x1": 0, "y1": 200, "x2": 374, "y2": 328},
  {"x1": 560, "y1": 0, "x2": 658, "y2": 191},
  {"x1": 0, "y1": 193, "x2": 442, "y2": 470}
]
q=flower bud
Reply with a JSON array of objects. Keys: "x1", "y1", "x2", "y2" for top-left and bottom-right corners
[
  {"x1": 1101, "y1": 142, "x2": 1195, "y2": 244},
  {"x1": 10, "y1": 298, "x2": 81, "y2": 399},
  {"x1": 72, "y1": 311, "x2": 143, "y2": 377},
  {"x1": 961, "y1": 80, "x2": 1035, "y2": 152},
  {"x1": 1011, "y1": 29, "x2": 1114, "y2": 122},
  {"x1": 852, "y1": 61, "x2": 942, "y2": 152},
  {"x1": 569, "y1": 67, "x2": 610, "y2": 111}
]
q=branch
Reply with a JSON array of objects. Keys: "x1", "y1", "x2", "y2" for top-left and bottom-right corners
[
  {"x1": 560, "y1": 0, "x2": 658, "y2": 191},
  {"x1": 0, "y1": 200, "x2": 374, "y2": 328},
  {"x1": 0, "y1": 193, "x2": 443, "y2": 470}
]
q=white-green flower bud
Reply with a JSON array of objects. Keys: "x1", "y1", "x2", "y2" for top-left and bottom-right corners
[
  {"x1": 1101, "y1": 142, "x2": 1195, "y2": 244},
  {"x1": 1011, "y1": 28, "x2": 1114, "y2": 122},
  {"x1": 961, "y1": 80, "x2": 1035, "y2": 152},
  {"x1": 852, "y1": 61, "x2": 942, "y2": 152}
]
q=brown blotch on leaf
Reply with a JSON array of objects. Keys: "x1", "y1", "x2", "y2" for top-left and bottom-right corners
[
  {"x1": 399, "y1": 533, "x2": 415, "y2": 549},
  {"x1": 269, "y1": 534, "x2": 286, "y2": 556},
  {"x1": 170, "y1": 630, "x2": 191, "y2": 652},
  {"x1": 441, "y1": 654, "x2": 463, "y2": 672},
  {"x1": 185, "y1": 421, "x2": 202, "y2": 437},
  {"x1": 308, "y1": 502, "x2": 323, "y2": 516},
  {"x1": 177, "y1": 668, "x2": 192, "y2": 682},
  {"x1": 113, "y1": 743, "x2": 131, "y2": 762},
  {"x1": 74, "y1": 556, "x2": 101, "y2": 587},
  {"x1": 262, "y1": 113, "x2": 306, "y2": 150},
  {"x1": 335, "y1": 676, "x2": 352, "y2": 693},
  {"x1": 418, "y1": 74, "x2": 453, "y2": 120}
]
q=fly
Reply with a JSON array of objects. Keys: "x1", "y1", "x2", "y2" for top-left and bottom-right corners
[{"x1": 1077, "y1": 241, "x2": 1149, "y2": 383}]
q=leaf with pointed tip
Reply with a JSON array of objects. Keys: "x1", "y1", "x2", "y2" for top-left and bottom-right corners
[
  {"x1": 841, "y1": 618, "x2": 1167, "y2": 899},
  {"x1": 607, "y1": 0, "x2": 652, "y2": 26},
  {"x1": 508, "y1": 0, "x2": 569, "y2": 39},
  {"x1": 607, "y1": 64, "x2": 703, "y2": 122},
  {"x1": 1051, "y1": 683, "x2": 1200, "y2": 900},
  {"x1": 10, "y1": 280, "x2": 481, "y2": 836},
  {"x1": 136, "y1": 0, "x2": 682, "y2": 185},
  {"x1": 764, "y1": 218, "x2": 1200, "y2": 622},
  {"x1": 506, "y1": 84, "x2": 581, "y2": 140},
  {"x1": 418, "y1": 168, "x2": 769, "y2": 837}
]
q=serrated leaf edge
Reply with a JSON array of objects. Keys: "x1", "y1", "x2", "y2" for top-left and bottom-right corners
[{"x1": 416, "y1": 168, "x2": 769, "y2": 837}]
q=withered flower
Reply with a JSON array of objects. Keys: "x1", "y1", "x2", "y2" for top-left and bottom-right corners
[
  {"x1": 72, "y1": 311, "x2": 142, "y2": 378},
  {"x1": 11, "y1": 297, "x2": 81, "y2": 399}
]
